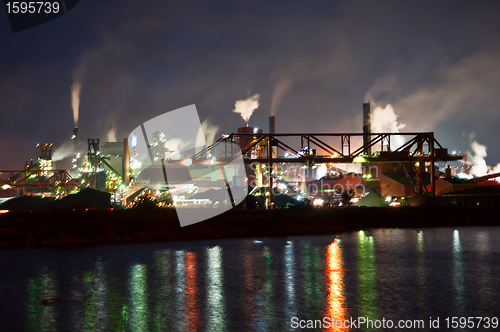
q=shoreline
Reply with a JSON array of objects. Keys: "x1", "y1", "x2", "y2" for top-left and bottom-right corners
[{"x1": 0, "y1": 206, "x2": 499, "y2": 250}]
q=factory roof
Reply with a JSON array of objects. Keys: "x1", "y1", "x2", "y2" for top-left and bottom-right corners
[
  {"x1": 440, "y1": 185, "x2": 500, "y2": 196},
  {"x1": 383, "y1": 172, "x2": 432, "y2": 186},
  {"x1": 440, "y1": 177, "x2": 476, "y2": 185},
  {"x1": 140, "y1": 166, "x2": 192, "y2": 184}
]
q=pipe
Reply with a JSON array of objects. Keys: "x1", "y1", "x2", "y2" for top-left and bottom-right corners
[
  {"x1": 268, "y1": 116, "x2": 276, "y2": 208},
  {"x1": 362, "y1": 103, "x2": 371, "y2": 155},
  {"x1": 73, "y1": 126, "x2": 79, "y2": 167},
  {"x1": 124, "y1": 138, "x2": 130, "y2": 186},
  {"x1": 269, "y1": 116, "x2": 276, "y2": 135}
]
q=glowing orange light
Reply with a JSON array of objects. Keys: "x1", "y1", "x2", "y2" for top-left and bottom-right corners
[
  {"x1": 325, "y1": 241, "x2": 348, "y2": 331},
  {"x1": 185, "y1": 251, "x2": 200, "y2": 330}
]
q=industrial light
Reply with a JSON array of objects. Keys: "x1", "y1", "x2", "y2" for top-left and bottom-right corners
[
  {"x1": 313, "y1": 198, "x2": 324, "y2": 206},
  {"x1": 353, "y1": 156, "x2": 366, "y2": 163},
  {"x1": 181, "y1": 158, "x2": 193, "y2": 166}
]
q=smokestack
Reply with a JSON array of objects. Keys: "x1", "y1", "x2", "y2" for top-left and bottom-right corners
[
  {"x1": 445, "y1": 165, "x2": 452, "y2": 178},
  {"x1": 73, "y1": 126, "x2": 79, "y2": 167},
  {"x1": 363, "y1": 103, "x2": 371, "y2": 155},
  {"x1": 269, "y1": 116, "x2": 276, "y2": 134},
  {"x1": 124, "y1": 138, "x2": 130, "y2": 186},
  {"x1": 73, "y1": 127, "x2": 78, "y2": 151}
]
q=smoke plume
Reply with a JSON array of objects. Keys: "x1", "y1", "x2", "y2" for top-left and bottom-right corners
[
  {"x1": 468, "y1": 133, "x2": 488, "y2": 176},
  {"x1": 195, "y1": 119, "x2": 219, "y2": 149},
  {"x1": 466, "y1": 133, "x2": 500, "y2": 178},
  {"x1": 71, "y1": 63, "x2": 85, "y2": 127},
  {"x1": 233, "y1": 93, "x2": 260, "y2": 125},
  {"x1": 71, "y1": 80, "x2": 81, "y2": 126},
  {"x1": 107, "y1": 127, "x2": 117, "y2": 142},
  {"x1": 163, "y1": 138, "x2": 193, "y2": 160},
  {"x1": 371, "y1": 104, "x2": 406, "y2": 148},
  {"x1": 52, "y1": 140, "x2": 77, "y2": 161},
  {"x1": 270, "y1": 79, "x2": 293, "y2": 116}
]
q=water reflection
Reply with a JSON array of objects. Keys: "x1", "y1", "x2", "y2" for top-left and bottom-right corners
[
  {"x1": 452, "y1": 230, "x2": 464, "y2": 316},
  {"x1": 325, "y1": 239, "x2": 348, "y2": 331},
  {"x1": 26, "y1": 267, "x2": 58, "y2": 332},
  {"x1": 206, "y1": 246, "x2": 225, "y2": 332},
  {"x1": 13, "y1": 228, "x2": 500, "y2": 331},
  {"x1": 475, "y1": 232, "x2": 491, "y2": 310},
  {"x1": 283, "y1": 241, "x2": 296, "y2": 329},
  {"x1": 152, "y1": 250, "x2": 172, "y2": 331},
  {"x1": 304, "y1": 241, "x2": 322, "y2": 319},
  {"x1": 416, "y1": 231, "x2": 427, "y2": 320},
  {"x1": 253, "y1": 246, "x2": 276, "y2": 331},
  {"x1": 357, "y1": 230, "x2": 378, "y2": 326},
  {"x1": 185, "y1": 252, "x2": 199, "y2": 331},
  {"x1": 129, "y1": 263, "x2": 148, "y2": 331},
  {"x1": 174, "y1": 250, "x2": 186, "y2": 332}
]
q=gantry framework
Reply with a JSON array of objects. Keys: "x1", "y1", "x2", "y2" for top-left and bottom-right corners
[
  {"x1": 0, "y1": 170, "x2": 84, "y2": 197},
  {"x1": 192, "y1": 132, "x2": 463, "y2": 198}
]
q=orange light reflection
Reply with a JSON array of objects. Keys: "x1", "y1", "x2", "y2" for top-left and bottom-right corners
[
  {"x1": 325, "y1": 241, "x2": 348, "y2": 331},
  {"x1": 185, "y1": 252, "x2": 200, "y2": 331}
]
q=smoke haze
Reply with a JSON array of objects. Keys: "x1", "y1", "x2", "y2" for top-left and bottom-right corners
[
  {"x1": 107, "y1": 127, "x2": 117, "y2": 142},
  {"x1": 271, "y1": 79, "x2": 293, "y2": 116},
  {"x1": 52, "y1": 140, "x2": 77, "y2": 161}
]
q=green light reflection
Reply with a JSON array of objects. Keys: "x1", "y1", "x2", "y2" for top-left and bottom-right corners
[
  {"x1": 152, "y1": 250, "x2": 172, "y2": 331},
  {"x1": 206, "y1": 246, "x2": 226, "y2": 332},
  {"x1": 129, "y1": 264, "x2": 148, "y2": 332},
  {"x1": 304, "y1": 241, "x2": 322, "y2": 318},
  {"x1": 26, "y1": 268, "x2": 58, "y2": 332},
  {"x1": 357, "y1": 231, "x2": 378, "y2": 329}
]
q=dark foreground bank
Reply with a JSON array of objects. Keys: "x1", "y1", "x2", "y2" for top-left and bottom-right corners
[{"x1": 0, "y1": 206, "x2": 499, "y2": 250}]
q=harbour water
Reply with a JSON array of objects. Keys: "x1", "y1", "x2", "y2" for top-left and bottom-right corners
[{"x1": 1, "y1": 227, "x2": 499, "y2": 331}]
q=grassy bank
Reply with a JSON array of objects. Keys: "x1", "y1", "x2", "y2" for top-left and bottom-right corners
[{"x1": 0, "y1": 206, "x2": 499, "y2": 250}]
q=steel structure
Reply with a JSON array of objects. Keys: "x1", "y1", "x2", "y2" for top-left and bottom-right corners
[
  {"x1": 0, "y1": 170, "x2": 84, "y2": 197},
  {"x1": 193, "y1": 132, "x2": 463, "y2": 199}
]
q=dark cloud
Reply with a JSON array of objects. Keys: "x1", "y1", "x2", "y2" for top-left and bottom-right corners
[{"x1": 1, "y1": 0, "x2": 500, "y2": 169}]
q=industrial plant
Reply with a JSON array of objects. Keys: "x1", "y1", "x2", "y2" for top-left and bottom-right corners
[{"x1": 1, "y1": 103, "x2": 500, "y2": 212}]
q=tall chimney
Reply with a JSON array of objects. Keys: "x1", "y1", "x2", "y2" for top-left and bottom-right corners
[
  {"x1": 269, "y1": 116, "x2": 277, "y2": 157},
  {"x1": 268, "y1": 116, "x2": 277, "y2": 208},
  {"x1": 269, "y1": 116, "x2": 276, "y2": 134},
  {"x1": 73, "y1": 126, "x2": 79, "y2": 168},
  {"x1": 362, "y1": 103, "x2": 371, "y2": 155}
]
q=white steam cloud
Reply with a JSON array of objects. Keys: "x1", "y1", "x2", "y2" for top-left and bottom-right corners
[
  {"x1": 196, "y1": 119, "x2": 219, "y2": 147},
  {"x1": 52, "y1": 140, "x2": 77, "y2": 161},
  {"x1": 163, "y1": 138, "x2": 193, "y2": 160},
  {"x1": 71, "y1": 63, "x2": 85, "y2": 126},
  {"x1": 71, "y1": 80, "x2": 81, "y2": 126},
  {"x1": 195, "y1": 119, "x2": 219, "y2": 155},
  {"x1": 107, "y1": 127, "x2": 117, "y2": 142},
  {"x1": 233, "y1": 93, "x2": 260, "y2": 125},
  {"x1": 371, "y1": 104, "x2": 406, "y2": 148},
  {"x1": 467, "y1": 133, "x2": 500, "y2": 179}
]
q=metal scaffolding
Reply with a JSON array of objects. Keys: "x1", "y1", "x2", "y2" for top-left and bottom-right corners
[{"x1": 192, "y1": 132, "x2": 463, "y2": 199}]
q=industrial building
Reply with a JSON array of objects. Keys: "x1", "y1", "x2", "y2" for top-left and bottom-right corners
[{"x1": 2, "y1": 103, "x2": 500, "y2": 209}]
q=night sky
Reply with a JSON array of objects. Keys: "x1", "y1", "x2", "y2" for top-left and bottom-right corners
[{"x1": 1, "y1": 1, "x2": 500, "y2": 170}]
